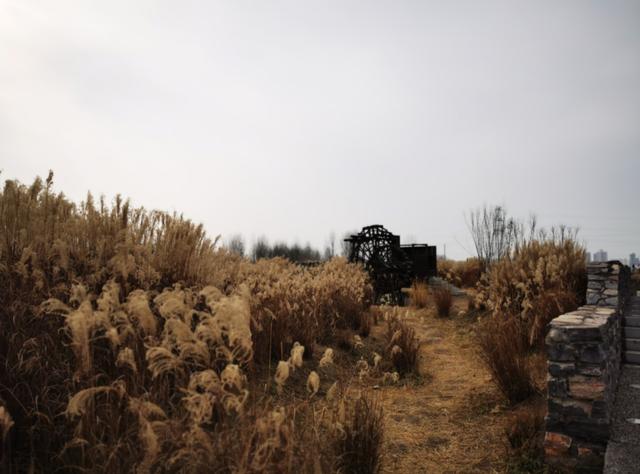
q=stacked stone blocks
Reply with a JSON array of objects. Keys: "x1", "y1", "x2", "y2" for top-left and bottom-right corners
[{"x1": 545, "y1": 261, "x2": 628, "y2": 472}]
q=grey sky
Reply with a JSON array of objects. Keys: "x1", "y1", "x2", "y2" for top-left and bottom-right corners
[{"x1": 1, "y1": 0, "x2": 639, "y2": 260}]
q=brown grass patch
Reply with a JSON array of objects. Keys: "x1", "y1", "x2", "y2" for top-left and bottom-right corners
[
  {"x1": 385, "y1": 314, "x2": 420, "y2": 375},
  {"x1": 334, "y1": 392, "x2": 384, "y2": 474},
  {"x1": 476, "y1": 316, "x2": 538, "y2": 404},
  {"x1": 504, "y1": 400, "x2": 546, "y2": 472},
  {"x1": 409, "y1": 281, "x2": 429, "y2": 308},
  {"x1": 432, "y1": 287, "x2": 453, "y2": 317}
]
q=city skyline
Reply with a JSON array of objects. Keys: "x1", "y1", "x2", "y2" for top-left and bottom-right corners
[{"x1": 587, "y1": 249, "x2": 640, "y2": 266}]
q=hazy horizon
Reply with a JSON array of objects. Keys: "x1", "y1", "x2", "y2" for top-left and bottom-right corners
[{"x1": 1, "y1": 1, "x2": 639, "y2": 260}]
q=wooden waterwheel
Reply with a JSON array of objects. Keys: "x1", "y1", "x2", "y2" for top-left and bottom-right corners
[{"x1": 345, "y1": 225, "x2": 412, "y2": 304}]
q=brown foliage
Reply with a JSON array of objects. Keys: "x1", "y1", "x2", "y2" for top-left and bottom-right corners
[
  {"x1": 333, "y1": 393, "x2": 384, "y2": 474},
  {"x1": 475, "y1": 239, "x2": 586, "y2": 347},
  {"x1": 385, "y1": 313, "x2": 420, "y2": 375},
  {"x1": 246, "y1": 257, "x2": 373, "y2": 363},
  {"x1": 432, "y1": 287, "x2": 453, "y2": 317},
  {"x1": 438, "y1": 258, "x2": 482, "y2": 288},
  {"x1": 504, "y1": 403, "x2": 546, "y2": 472},
  {"x1": 476, "y1": 316, "x2": 538, "y2": 404},
  {"x1": 0, "y1": 174, "x2": 375, "y2": 473},
  {"x1": 408, "y1": 281, "x2": 429, "y2": 308}
]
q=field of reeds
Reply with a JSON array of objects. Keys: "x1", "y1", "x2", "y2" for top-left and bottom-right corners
[
  {"x1": 0, "y1": 175, "x2": 590, "y2": 473},
  {"x1": 0, "y1": 174, "x2": 398, "y2": 473}
]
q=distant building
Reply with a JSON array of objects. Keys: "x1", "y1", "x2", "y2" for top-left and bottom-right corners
[
  {"x1": 586, "y1": 252, "x2": 592, "y2": 263},
  {"x1": 630, "y1": 253, "x2": 639, "y2": 268},
  {"x1": 593, "y1": 249, "x2": 608, "y2": 263}
]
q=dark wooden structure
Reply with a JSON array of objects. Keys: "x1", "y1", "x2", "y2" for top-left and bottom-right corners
[
  {"x1": 400, "y1": 244, "x2": 438, "y2": 280},
  {"x1": 345, "y1": 225, "x2": 437, "y2": 303}
]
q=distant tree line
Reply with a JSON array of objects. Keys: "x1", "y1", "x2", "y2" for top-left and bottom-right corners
[{"x1": 224, "y1": 232, "x2": 354, "y2": 263}]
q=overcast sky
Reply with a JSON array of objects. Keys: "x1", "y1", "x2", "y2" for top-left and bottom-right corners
[{"x1": 1, "y1": 0, "x2": 639, "y2": 260}]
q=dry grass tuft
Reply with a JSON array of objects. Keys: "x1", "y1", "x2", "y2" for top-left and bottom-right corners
[
  {"x1": 385, "y1": 312, "x2": 420, "y2": 375},
  {"x1": 333, "y1": 392, "x2": 384, "y2": 474},
  {"x1": 476, "y1": 316, "x2": 537, "y2": 404},
  {"x1": 409, "y1": 281, "x2": 429, "y2": 308},
  {"x1": 505, "y1": 403, "x2": 546, "y2": 472},
  {"x1": 432, "y1": 287, "x2": 453, "y2": 317}
]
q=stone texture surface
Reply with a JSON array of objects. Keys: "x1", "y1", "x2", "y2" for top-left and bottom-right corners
[{"x1": 545, "y1": 261, "x2": 631, "y2": 472}]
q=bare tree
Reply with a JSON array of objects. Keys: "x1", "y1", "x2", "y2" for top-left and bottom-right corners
[
  {"x1": 467, "y1": 205, "x2": 579, "y2": 271},
  {"x1": 340, "y1": 230, "x2": 357, "y2": 258},
  {"x1": 329, "y1": 231, "x2": 336, "y2": 258},
  {"x1": 225, "y1": 234, "x2": 245, "y2": 257},
  {"x1": 251, "y1": 236, "x2": 270, "y2": 261},
  {"x1": 466, "y1": 205, "x2": 519, "y2": 271}
]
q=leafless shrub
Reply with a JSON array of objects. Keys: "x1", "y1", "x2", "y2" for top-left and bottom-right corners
[
  {"x1": 225, "y1": 234, "x2": 246, "y2": 257},
  {"x1": 467, "y1": 205, "x2": 524, "y2": 272}
]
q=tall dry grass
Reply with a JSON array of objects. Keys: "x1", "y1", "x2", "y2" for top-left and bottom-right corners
[
  {"x1": 432, "y1": 287, "x2": 453, "y2": 317},
  {"x1": 244, "y1": 256, "x2": 373, "y2": 362},
  {"x1": 475, "y1": 239, "x2": 586, "y2": 347},
  {"x1": 333, "y1": 393, "x2": 384, "y2": 474},
  {"x1": 474, "y1": 237, "x2": 585, "y2": 406},
  {"x1": 438, "y1": 258, "x2": 482, "y2": 288},
  {"x1": 0, "y1": 173, "x2": 377, "y2": 473},
  {"x1": 476, "y1": 317, "x2": 538, "y2": 404},
  {"x1": 408, "y1": 281, "x2": 429, "y2": 308},
  {"x1": 385, "y1": 312, "x2": 420, "y2": 375}
]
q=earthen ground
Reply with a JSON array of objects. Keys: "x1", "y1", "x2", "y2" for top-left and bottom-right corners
[{"x1": 370, "y1": 295, "x2": 513, "y2": 473}]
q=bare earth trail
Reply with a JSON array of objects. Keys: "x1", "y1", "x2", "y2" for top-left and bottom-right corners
[{"x1": 371, "y1": 297, "x2": 511, "y2": 473}]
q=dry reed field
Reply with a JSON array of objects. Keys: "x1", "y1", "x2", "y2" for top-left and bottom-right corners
[
  {"x1": 0, "y1": 175, "x2": 392, "y2": 473},
  {"x1": 0, "y1": 174, "x2": 587, "y2": 473}
]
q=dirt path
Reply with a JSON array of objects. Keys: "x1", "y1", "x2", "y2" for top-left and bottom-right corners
[{"x1": 371, "y1": 296, "x2": 511, "y2": 473}]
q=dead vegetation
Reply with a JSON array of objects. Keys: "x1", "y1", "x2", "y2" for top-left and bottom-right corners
[
  {"x1": 474, "y1": 237, "x2": 585, "y2": 406},
  {"x1": 432, "y1": 287, "x2": 453, "y2": 317},
  {"x1": 504, "y1": 401, "x2": 546, "y2": 473},
  {"x1": 0, "y1": 174, "x2": 589, "y2": 473},
  {"x1": 407, "y1": 281, "x2": 429, "y2": 308},
  {"x1": 384, "y1": 310, "x2": 420, "y2": 375},
  {"x1": 476, "y1": 317, "x2": 538, "y2": 404},
  {"x1": 333, "y1": 392, "x2": 384, "y2": 474},
  {"x1": 438, "y1": 257, "x2": 482, "y2": 288},
  {"x1": 0, "y1": 174, "x2": 385, "y2": 473}
]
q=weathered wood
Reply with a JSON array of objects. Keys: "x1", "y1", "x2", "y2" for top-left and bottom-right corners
[{"x1": 344, "y1": 225, "x2": 436, "y2": 304}]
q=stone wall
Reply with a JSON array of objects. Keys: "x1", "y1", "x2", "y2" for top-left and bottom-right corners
[
  {"x1": 586, "y1": 261, "x2": 631, "y2": 309},
  {"x1": 544, "y1": 261, "x2": 629, "y2": 472}
]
